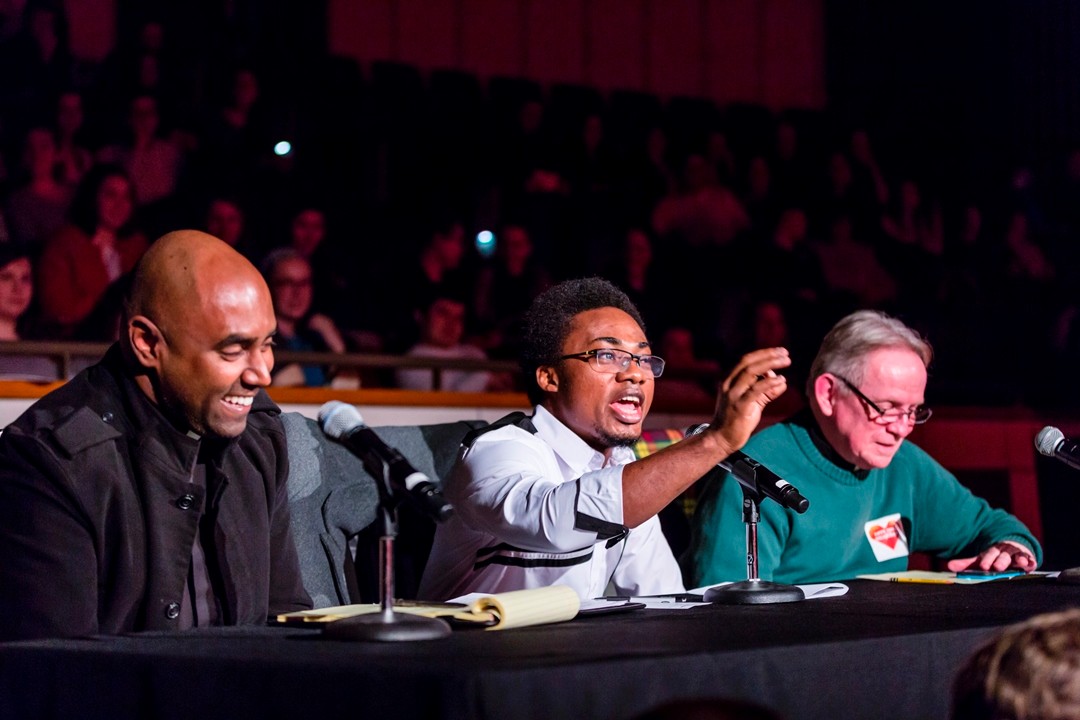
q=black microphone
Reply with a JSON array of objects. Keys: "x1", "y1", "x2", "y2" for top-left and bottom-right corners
[
  {"x1": 1035, "y1": 426, "x2": 1080, "y2": 471},
  {"x1": 685, "y1": 423, "x2": 810, "y2": 513},
  {"x1": 318, "y1": 401, "x2": 454, "y2": 522}
]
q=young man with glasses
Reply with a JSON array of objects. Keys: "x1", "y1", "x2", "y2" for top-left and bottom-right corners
[
  {"x1": 419, "y1": 277, "x2": 790, "y2": 600},
  {"x1": 689, "y1": 310, "x2": 1040, "y2": 587}
]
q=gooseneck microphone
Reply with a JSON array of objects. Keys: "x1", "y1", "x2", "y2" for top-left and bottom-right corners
[
  {"x1": 685, "y1": 423, "x2": 810, "y2": 513},
  {"x1": 318, "y1": 401, "x2": 454, "y2": 522},
  {"x1": 1035, "y1": 426, "x2": 1080, "y2": 471}
]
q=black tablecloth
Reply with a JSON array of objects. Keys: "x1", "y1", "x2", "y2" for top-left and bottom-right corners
[{"x1": 2, "y1": 578, "x2": 1078, "y2": 720}]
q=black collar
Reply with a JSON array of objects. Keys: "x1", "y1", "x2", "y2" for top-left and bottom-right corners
[{"x1": 793, "y1": 408, "x2": 871, "y2": 480}]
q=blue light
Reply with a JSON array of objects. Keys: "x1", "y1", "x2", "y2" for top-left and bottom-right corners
[
  {"x1": 475, "y1": 230, "x2": 496, "y2": 257},
  {"x1": 274, "y1": 141, "x2": 292, "y2": 156}
]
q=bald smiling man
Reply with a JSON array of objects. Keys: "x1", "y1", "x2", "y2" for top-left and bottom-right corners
[{"x1": 0, "y1": 230, "x2": 312, "y2": 640}]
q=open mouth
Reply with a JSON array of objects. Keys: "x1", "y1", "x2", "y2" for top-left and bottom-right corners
[{"x1": 610, "y1": 394, "x2": 644, "y2": 423}]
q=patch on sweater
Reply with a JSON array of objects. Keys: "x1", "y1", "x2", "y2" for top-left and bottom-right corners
[{"x1": 864, "y1": 513, "x2": 909, "y2": 561}]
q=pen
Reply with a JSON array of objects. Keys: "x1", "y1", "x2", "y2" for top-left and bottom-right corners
[
  {"x1": 890, "y1": 578, "x2": 954, "y2": 585},
  {"x1": 601, "y1": 593, "x2": 705, "y2": 602}
]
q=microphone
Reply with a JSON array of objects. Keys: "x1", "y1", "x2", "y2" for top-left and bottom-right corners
[
  {"x1": 318, "y1": 401, "x2": 454, "y2": 522},
  {"x1": 685, "y1": 423, "x2": 810, "y2": 513},
  {"x1": 1035, "y1": 426, "x2": 1080, "y2": 471}
]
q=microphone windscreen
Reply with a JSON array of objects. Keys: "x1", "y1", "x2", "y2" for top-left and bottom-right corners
[
  {"x1": 1035, "y1": 426, "x2": 1064, "y2": 456},
  {"x1": 318, "y1": 400, "x2": 364, "y2": 439}
]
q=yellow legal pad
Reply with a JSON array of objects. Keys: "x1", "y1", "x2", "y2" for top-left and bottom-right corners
[{"x1": 275, "y1": 584, "x2": 581, "y2": 631}]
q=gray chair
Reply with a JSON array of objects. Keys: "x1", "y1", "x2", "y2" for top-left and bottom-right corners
[{"x1": 282, "y1": 412, "x2": 486, "y2": 608}]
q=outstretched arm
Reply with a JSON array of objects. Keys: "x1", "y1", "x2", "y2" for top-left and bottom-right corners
[{"x1": 621, "y1": 347, "x2": 790, "y2": 528}]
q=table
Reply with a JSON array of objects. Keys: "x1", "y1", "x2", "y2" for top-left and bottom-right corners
[{"x1": 2, "y1": 579, "x2": 1078, "y2": 720}]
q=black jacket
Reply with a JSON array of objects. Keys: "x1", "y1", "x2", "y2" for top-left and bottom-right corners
[{"x1": 0, "y1": 345, "x2": 311, "y2": 640}]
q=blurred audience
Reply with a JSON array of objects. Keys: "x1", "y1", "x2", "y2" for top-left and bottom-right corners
[
  {"x1": 262, "y1": 248, "x2": 349, "y2": 388},
  {"x1": 35, "y1": 163, "x2": 147, "y2": 339},
  {"x1": 52, "y1": 89, "x2": 92, "y2": 189},
  {"x1": 396, "y1": 295, "x2": 508, "y2": 393},
  {"x1": 0, "y1": 8, "x2": 1076, "y2": 409},
  {"x1": 0, "y1": 245, "x2": 57, "y2": 380},
  {"x1": 473, "y1": 223, "x2": 550, "y2": 358},
  {"x1": 4, "y1": 124, "x2": 71, "y2": 249},
  {"x1": 652, "y1": 326, "x2": 718, "y2": 409}
]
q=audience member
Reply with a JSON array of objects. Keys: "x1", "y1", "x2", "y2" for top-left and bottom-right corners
[
  {"x1": 36, "y1": 163, "x2": 148, "y2": 338},
  {"x1": 952, "y1": 608, "x2": 1080, "y2": 720},
  {"x1": 689, "y1": 310, "x2": 1040, "y2": 587},
  {"x1": 607, "y1": 227, "x2": 671, "y2": 335},
  {"x1": 204, "y1": 194, "x2": 247, "y2": 251},
  {"x1": 770, "y1": 119, "x2": 812, "y2": 209},
  {"x1": 192, "y1": 65, "x2": 272, "y2": 193},
  {"x1": 472, "y1": 223, "x2": 551, "y2": 359},
  {"x1": 95, "y1": 18, "x2": 186, "y2": 129},
  {"x1": 282, "y1": 205, "x2": 352, "y2": 319},
  {"x1": 0, "y1": 229, "x2": 312, "y2": 640},
  {"x1": 419, "y1": 277, "x2": 790, "y2": 600},
  {"x1": 52, "y1": 89, "x2": 92, "y2": 189},
  {"x1": 4, "y1": 124, "x2": 71, "y2": 248},
  {"x1": 262, "y1": 248, "x2": 347, "y2": 387},
  {"x1": 652, "y1": 154, "x2": 750, "y2": 249},
  {"x1": 97, "y1": 93, "x2": 185, "y2": 209},
  {"x1": 396, "y1": 295, "x2": 501, "y2": 392},
  {"x1": 621, "y1": 125, "x2": 676, "y2": 228},
  {"x1": 748, "y1": 207, "x2": 828, "y2": 309},
  {"x1": 848, "y1": 128, "x2": 890, "y2": 209},
  {"x1": 652, "y1": 326, "x2": 719, "y2": 409},
  {"x1": 736, "y1": 299, "x2": 808, "y2": 418},
  {"x1": 741, "y1": 154, "x2": 781, "y2": 234},
  {"x1": 705, "y1": 129, "x2": 737, "y2": 186},
  {"x1": 387, "y1": 214, "x2": 471, "y2": 351},
  {"x1": 0, "y1": 0, "x2": 72, "y2": 133},
  {"x1": 814, "y1": 213, "x2": 897, "y2": 310},
  {"x1": 0, "y1": 245, "x2": 56, "y2": 380}
]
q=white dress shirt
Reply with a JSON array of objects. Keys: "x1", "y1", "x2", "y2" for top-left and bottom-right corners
[{"x1": 418, "y1": 406, "x2": 684, "y2": 600}]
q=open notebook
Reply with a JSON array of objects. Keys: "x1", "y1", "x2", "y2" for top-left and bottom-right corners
[{"x1": 275, "y1": 584, "x2": 581, "y2": 631}]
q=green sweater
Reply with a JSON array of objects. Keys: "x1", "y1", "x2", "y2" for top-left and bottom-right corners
[{"x1": 689, "y1": 413, "x2": 1042, "y2": 586}]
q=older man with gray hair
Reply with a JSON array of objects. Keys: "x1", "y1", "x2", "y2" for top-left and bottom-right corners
[{"x1": 689, "y1": 309, "x2": 1040, "y2": 586}]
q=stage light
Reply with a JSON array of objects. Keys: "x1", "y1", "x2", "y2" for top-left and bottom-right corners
[{"x1": 475, "y1": 230, "x2": 496, "y2": 257}]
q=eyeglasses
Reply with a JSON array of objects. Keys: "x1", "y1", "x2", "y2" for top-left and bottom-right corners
[
  {"x1": 560, "y1": 348, "x2": 666, "y2": 377},
  {"x1": 835, "y1": 374, "x2": 932, "y2": 425}
]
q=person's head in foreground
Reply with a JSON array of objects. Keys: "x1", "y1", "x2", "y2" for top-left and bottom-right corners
[
  {"x1": 520, "y1": 277, "x2": 662, "y2": 454},
  {"x1": 123, "y1": 229, "x2": 276, "y2": 438},
  {"x1": 952, "y1": 608, "x2": 1080, "y2": 720}
]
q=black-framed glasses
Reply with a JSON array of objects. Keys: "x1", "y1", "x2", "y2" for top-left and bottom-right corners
[
  {"x1": 560, "y1": 348, "x2": 666, "y2": 377},
  {"x1": 835, "y1": 374, "x2": 932, "y2": 425}
]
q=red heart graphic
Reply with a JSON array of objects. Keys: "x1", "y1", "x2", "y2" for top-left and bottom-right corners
[{"x1": 870, "y1": 523, "x2": 899, "y2": 549}]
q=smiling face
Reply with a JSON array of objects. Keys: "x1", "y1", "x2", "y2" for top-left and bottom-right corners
[
  {"x1": 813, "y1": 346, "x2": 927, "y2": 470},
  {"x1": 154, "y1": 274, "x2": 275, "y2": 438},
  {"x1": 130, "y1": 232, "x2": 276, "y2": 439},
  {"x1": 539, "y1": 307, "x2": 654, "y2": 453}
]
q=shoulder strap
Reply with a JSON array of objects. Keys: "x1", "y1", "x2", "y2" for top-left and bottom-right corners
[{"x1": 461, "y1": 411, "x2": 536, "y2": 448}]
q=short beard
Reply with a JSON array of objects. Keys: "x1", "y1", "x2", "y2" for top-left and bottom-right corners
[{"x1": 596, "y1": 426, "x2": 640, "y2": 449}]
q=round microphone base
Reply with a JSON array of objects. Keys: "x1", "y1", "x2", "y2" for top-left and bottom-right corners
[
  {"x1": 323, "y1": 610, "x2": 452, "y2": 642},
  {"x1": 704, "y1": 579, "x2": 805, "y2": 605}
]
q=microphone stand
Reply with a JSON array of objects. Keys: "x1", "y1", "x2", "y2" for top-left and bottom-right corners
[
  {"x1": 323, "y1": 462, "x2": 452, "y2": 641},
  {"x1": 705, "y1": 486, "x2": 804, "y2": 605}
]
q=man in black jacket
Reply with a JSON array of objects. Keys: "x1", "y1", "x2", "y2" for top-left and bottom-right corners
[{"x1": 0, "y1": 229, "x2": 312, "y2": 640}]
